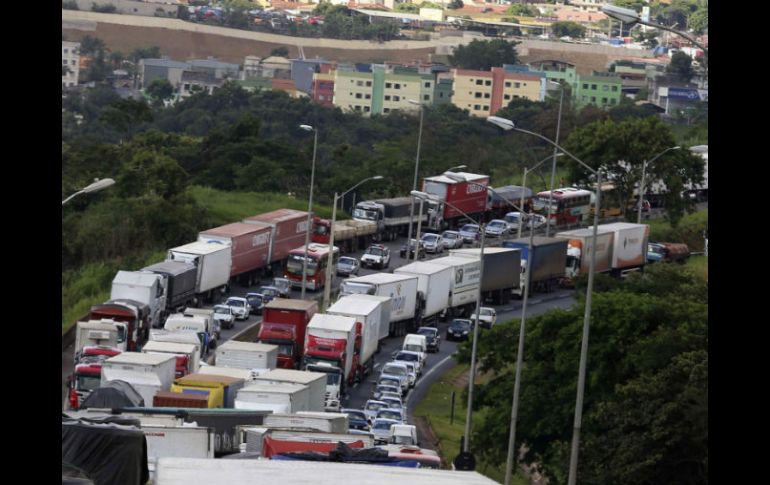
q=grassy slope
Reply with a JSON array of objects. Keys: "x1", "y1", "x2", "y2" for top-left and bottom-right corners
[
  {"x1": 648, "y1": 208, "x2": 708, "y2": 252},
  {"x1": 413, "y1": 363, "x2": 527, "y2": 484},
  {"x1": 62, "y1": 187, "x2": 336, "y2": 333}
]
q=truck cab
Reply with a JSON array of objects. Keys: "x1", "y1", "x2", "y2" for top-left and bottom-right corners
[
  {"x1": 69, "y1": 346, "x2": 122, "y2": 410},
  {"x1": 305, "y1": 361, "x2": 344, "y2": 412},
  {"x1": 390, "y1": 424, "x2": 418, "y2": 447}
]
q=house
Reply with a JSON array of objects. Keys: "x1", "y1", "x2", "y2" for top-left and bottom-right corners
[{"x1": 451, "y1": 67, "x2": 545, "y2": 117}]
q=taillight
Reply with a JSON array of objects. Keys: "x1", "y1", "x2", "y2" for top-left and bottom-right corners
[{"x1": 69, "y1": 388, "x2": 79, "y2": 410}]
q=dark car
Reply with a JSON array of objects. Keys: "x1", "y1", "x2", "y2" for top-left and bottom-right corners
[
  {"x1": 245, "y1": 292, "x2": 265, "y2": 315},
  {"x1": 259, "y1": 286, "x2": 280, "y2": 303},
  {"x1": 400, "y1": 239, "x2": 426, "y2": 259},
  {"x1": 337, "y1": 256, "x2": 360, "y2": 277},
  {"x1": 446, "y1": 319, "x2": 472, "y2": 341},
  {"x1": 416, "y1": 326, "x2": 440, "y2": 353},
  {"x1": 342, "y1": 408, "x2": 371, "y2": 431}
]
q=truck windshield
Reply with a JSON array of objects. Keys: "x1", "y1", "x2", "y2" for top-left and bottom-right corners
[
  {"x1": 325, "y1": 373, "x2": 341, "y2": 385},
  {"x1": 287, "y1": 255, "x2": 318, "y2": 276},
  {"x1": 314, "y1": 224, "x2": 328, "y2": 236},
  {"x1": 393, "y1": 434, "x2": 414, "y2": 445},
  {"x1": 353, "y1": 209, "x2": 378, "y2": 221},
  {"x1": 339, "y1": 282, "x2": 375, "y2": 295},
  {"x1": 76, "y1": 374, "x2": 101, "y2": 392}
]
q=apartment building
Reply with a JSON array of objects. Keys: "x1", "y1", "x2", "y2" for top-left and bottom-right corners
[
  {"x1": 451, "y1": 67, "x2": 544, "y2": 117},
  {"x1": 333, "y1": 65, "x2": 436, "y2": 115},
  {"x1": 62, "y1": 41, "x2": 80, "y2": 88}
]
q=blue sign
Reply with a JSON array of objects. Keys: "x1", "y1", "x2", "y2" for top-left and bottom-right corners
[{"x1": 668, "y1": 88, "x2": 700, "y2": 101}]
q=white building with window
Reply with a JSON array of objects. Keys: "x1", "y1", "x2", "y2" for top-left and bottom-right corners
[{"x1": 62, "y1": 41, "x2": 80, "y2": 88}]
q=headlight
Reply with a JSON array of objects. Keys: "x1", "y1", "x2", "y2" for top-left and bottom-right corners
[{"x1": 463, "y1": 330, "x2": 469, "y2": 335}]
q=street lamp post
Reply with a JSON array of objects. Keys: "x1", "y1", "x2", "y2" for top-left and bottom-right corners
[
  {"x1": 411, "y1": 189, "x2": 484, "y2": 455},
  {"x1": 62, "y1": 178, "x2": 115, "y2": 205},
  {"x1": 637, "y1": 146, "x2": 680, "y2": 224},
  {"x1": 322, "y1": 176, "x2": 384, "y2": 310},
  {"x1": 487, "y1": 116, "x2": 601, "y2": 485},
  {"x1": 546, "y1": 80, "x2": 565, "y2": 238},
  {"x1": 299, "y1": 124, "x2": 319, "y2": 299},
  {"x1": 406, "y1": 100, "x2": 424, "y2": 264}
]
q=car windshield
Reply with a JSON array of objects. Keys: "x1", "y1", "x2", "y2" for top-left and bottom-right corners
[
  {"x1": 393, "y1": 434, "x2": 414, "y2": 445},
  {"x1": 461, "y1": 224, "x2": 479, "y2": 233},
  {"x1": 489, "y1": 221, "x2": 505, "y2": 228},
  {"x1": 247, "y1": 295, "x2": 263, "y2": 304},
  {"x1": 227, "y1": 300, "x2": 244, "y2": 307},
  {"x1": 366, "y1": 247, "x2": 384, "y2": 256},
  {"x1": 214, "y1": 306, "x2": 230, "y2": 313},
  {"x1": 422, "y1": 234, "x2": 438, "y2": 242},
  {"x1": 417, "y1": 328, "x2": 437, "y2": 337},
  {"x1": 345, "y1": 410, "x2": 367, "y2": 420},
  {"x1": 481, "y1": 308, "x2": 493, "y2": 316},
  {"x1": 383, "y1": 365, "x2": 406, "y2": 376},
  {"x1": 451, "y1": 320, "x2": 471, "y2": 330},
  {"x1": 442, "y1": 232, "x2": 457, "y2": 239},
  {"x1": 373, "y1": 421, "x2": 394, "y2": 431},
  {"x1": 379, "y1": 378, "x2": 400, "y2": 387},
  {"x1": 382, "y1": 398, "x2": 401, "y2": 408},
  {"x1": 366, "y1": 401, "x2": 386, "y2": 411},
  {"x1": 339, "y1": 257, "x2": 356, "y2": 265},
  {"x1": 395, "y1": 352, "x2": 418, "y2": 362},
  {"x1": 378, "y1": 410, "x2": 402, "y2": 421}
]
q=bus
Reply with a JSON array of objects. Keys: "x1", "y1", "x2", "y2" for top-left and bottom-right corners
[
  {"x1": 533, "y1": 187, "x2": 593, "y2": 226},
  {"x1": 589, "y1": 181, "x2": 625, "y2": 219},
  {"x1": 284, "y1": 243, "x2": 340, "y2": 291}
]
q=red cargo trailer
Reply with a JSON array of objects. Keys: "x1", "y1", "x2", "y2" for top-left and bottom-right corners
[
  {"x1": 257, "y1": 299, "x2": 318, "y2": 369},
  {"x1": 243, "y1": 209, "x2": 310, "y2": 274},
  {"x1": 422, "y1": 172, "x2": 489, "y2": 230},
  {"x1": 199, "y1": 222, "x2": 273, "y2": 286}
]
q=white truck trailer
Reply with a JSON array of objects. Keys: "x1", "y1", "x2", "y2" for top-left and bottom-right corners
[
  {"x1": 251, "y1": 368, "x2": 327, "y2": 412},
  {"x1": 110, "y1": 270, "x2": 167, "y2": 329},
  {"x1": 327, "y1": 296, "x2": 385, "y2": 380},
  {"x1": 215, "y1": 341, "x2": 279, "y2": 372},
  {"x1": 303, "y1": 314, "x2": 358, "y2": 412},
  {"x1": 167, "y1": 241, "x2": 232, "y2": 304},
  {"x1": 264, "y1": 411, "x2": 349, "y2": 434},
  {"x1": 234, "y1": 382, "x2": 310, "y2": 413},
  {"x1": 394, "y1": 261, "x2": 452, "y2": 325},
  {"x1": 426, "y1": 255, "x2": 482, "y2": 318},
  {"x1": 100, "y1": 352, "x2": 177, "y2": 406},
  {"x1": 339, "y1": 273, "x2": 421, "y2": 337},
  {"x1": 142, "y1": 340, "x2": 200, "y2": 378}
]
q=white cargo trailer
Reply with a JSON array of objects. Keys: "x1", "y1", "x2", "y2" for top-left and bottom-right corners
[
  {"x1": 394, "y1": 261, "x2": 452, "y2": 323},
  {"x1": 427, "y1": 255, "x2": 482, "y2": 318},
  {"x1": 235, "y1": 382, "x2": 309, "y2": 413},
  {"x1": 264, "y1": 411, "x2": 348, "y2": 434},
  {"x1": 327, "y1": 296, "x2": 384, "y2": 378},
  {"x1": 167, "y1": 241, "x2": 232, "y2": 303},
  {"x1": 143, "y1": 425, "x2": 215, "y2": 479},
  {"x1": 339, "y1": 273, "x2": 420, "y2": 337},
  {"x1": 100, "y1": 353, "x2": 176, "y2": 406},
  {"x1": 251, "y1": 368, "x2": 327, "y2": 412},
  {"x1": 111, "y1": 270, "x2": 167, "y2": 329},
  {"x1": 142, "y1": 340, "x2": 200, "y2": 377},
  {"x1": 345, "y1": 294, "x2": 391, "y2": 343},
  {"x1": 215, "y1": 341, "x2": 279, "y2": 372}
]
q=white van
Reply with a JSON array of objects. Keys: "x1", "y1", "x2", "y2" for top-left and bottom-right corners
[{"x1": 402, "y1": 334, "x2": 427, "y2": 368}]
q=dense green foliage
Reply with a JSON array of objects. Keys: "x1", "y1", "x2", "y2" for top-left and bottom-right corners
[
  {"x1": 667, "y1": 51, "x2": 696, "y2": 83},
  {"x1": 449, "y1": 39, "x2": 520, "y2": 71},
  {"x1": 506, "y1": 4, "x2": 539, "y2": 17},
  {"x1": 457, "y1": 264, "x2": 707, "y2": 484}
]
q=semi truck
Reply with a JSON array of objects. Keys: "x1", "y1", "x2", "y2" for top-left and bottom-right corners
[
  {"x1": 101, "y1": 352, "x2": 177, "y2": 406},
  {"x1": 110, "y1": 271, "x2": 167, "y2": 330},
  {"x1": 338, "y1": 273, "x2": 422, "y2": 337},
  {"x1": 149, "y1": 329, "x2": 204, "y2": 360},
  {"x1": 303, "y1": 314, "x2": 358, "y2": 412},
  {"x1": 68, "y1": 345, "x2": 123, "y2": 410},
  {"x1": 215, "y1": 341, "x2": 279, "y2": 372},
  {"x1": 352, "y1": 197, "x2": 428, "y2": 242},
  {"x1": 264, "y1": 412, "x2": 349, "y2": 434},
  {"x1": 487, "y1": 185, "x2": 532, "y2": 219},
  {"x1": 167, "y1": 241, "x2": 232, "y2": 304},
  {"x1": 243, "y1": 208, "x2": 310, "y2": 276},
  {"x1": 73, "y1": 320, "x2": 127, "y2": 361},
  {"x1": 394, "y1": 262, "x2": 452, "y2": 325},
  {"x1": 555, "y1": 223, "x2": 649, "y2": 279},
  {"x1": 251, "y1": 368, "x2": 327, "y2": 412},
  {"x1": 142, "y1": 341, "x2": 201, "y2": 378},
  {"x1": 326, "y1": 296, "x2": 385, "y2": 384},
  {"x1": 87, "y1": 299, "x2": 151, "y2": 351},
  {"x1": 141, "y1": 260, "x2": 197, "y2": 316},
  {"x1": 502, "y1": 237, "x2": 568, "y2": 296},
  {"x1": 172, "y1": 373, "x2": 246, "y2": 408},
  {"x1": 450, "y1": 247, "x2": 521, "y2": 304},
  {"x1": 311, "y1": 216, "x2": 378, "y2": 253},
  {"x1": 164, "y1": 312, "x2": 217, "y2": 357},
  {"x1": 422, "y1": 171, "x2": 490, "y2": 231},
  {"x1": 344, "y1": 294, "x2": 391, "y2": 344},
  {"x1": 235, "y1": 382, "x2": 310, "y2": 413},
  {"x1": 257, "y1": 299, "x2": 318, "y2": 369},
  {"x1": 427, "y1": 255, "x2": 482, "y2": 319},
  {"x1": 198, "y1": 222, "x2": 273, "y2": 287}
]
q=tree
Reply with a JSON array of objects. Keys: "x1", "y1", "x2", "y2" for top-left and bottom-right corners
[
  {"x1": 447, "y1": 0, "x2": 464, "y2": 10},
  {"x1": 563, "y1": 116, "x2": 704, "y2": 224},
  {"x1": 506, "y1": 4, "x2": 539, "y2": 17},
  {"x1": 146, "y1": 79, "x2": 175, "y2": 106},
  {"x1": 689, "y1": 2, "x2": 708, "y2": 34},
  {"x1": 100, "y1": 98, "x2": 153, "y2": 138},
  {"x1": 449, "y1": 39, "x2": 520, "y2": 71},
  {"x1": 551, "y1": 21, "x2": 586, "y2": 38},
  {"x1": 667, "y1": 51, "x2": 695, "y2": 83},
  {"x1": 270, "y1": 46, "x2": 290, "y2": 57},
  {"x1": 79, "y1": 35, "x2": 106, "y2": 57}
]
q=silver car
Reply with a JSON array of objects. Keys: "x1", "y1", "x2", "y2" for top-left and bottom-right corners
[
  {"x1": 485, "y1": 219, "x2": 509, "y2": 238},
  {"x1": 421, "y1": 233, "x2": 444, "y2": 254},
  {"x1": 224, "y1": 297, "x2": 250, "y2": 320},
  {"x1": 440, "y1": 230, "x2": 464, "y2": 249}
]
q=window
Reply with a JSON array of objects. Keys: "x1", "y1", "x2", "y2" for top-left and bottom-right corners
[
  {"x1": 184, "y1": 83, "x2": 190, "y2": 91},
  {"x1": 384, "y1": 95, "x2": 391, "y2": 101},
  {"x1": 484, "y1": 93, "x2": 490, "y2": 99},
  {"x1": 474, "y1": 104, "x2": 481, "y2": 110},
  {"x1": 392, "y1": 83, "x2": 400, "y2": 89},
  {"x1": 485, "y1": 80, "x2": 491, "y2": 86},
  {"x1": 611, "y1": 86, "x2": 618, "y2": 92},
  {"x1": 393, "y1": 95, "x2": 400, "y2": 102},
  {"x1": 364, "y1": 106, "x2": 370, "y2": 112},
  {"x1": 355, "y1": 93, "x2": 362, "y2": 99},
  {"x1": 476, "y1": 79, "x2": 483, "y2": 85},
  {"x1": 384, "y1": 108, "x2": 391, "y2": 113},
  {"x1": 602, "y1": 85, "x2": 608, "y2": 92},
  {"x1": 357, "y1": 80, "x2": 364, "y2": 86},
  {"x1": 504, "y1": 81, "x2": 511, "y2": 88},
  {"x1": 440, "y1": 92, "x2": 444, "y2": 98},
  {"x1": 523, "y1": 83, "x2": 527, "y2": 87},
  {"x1": 602, "y1": 97, "x2": 608, "y2": 104},
  {"x1": 591, "y1": 96, "x2": 596, "y2": 102},
  {"x1": 63, "y1": 49, "x2": 68, "y2": 54},
  {"x1": 582, "y1": 83, "x2": 588, "y2": 89},
  {"x1": 514, "y1": 82, "x2": 521, "y2": 88},
  {"x1": 591, "y1": 84, "x2": 597, "y2": 90},
  {"x1": 423, "y1": 94, "x2": 430, "y2": 101},
  {"x1": 350, "y1": 80, "x2": 354, "y2": 84},
  {"x1": 504, "y1": 94, "x2": 511, "y2": 100},
  {"x1": 483, "y1": 105, "x2": 489, "y2": 111},
  {"x1": 424, "y1": 82, "x2": 431, "y2": 88},
  {"x1": 365, "y1": 94, "x2": 371, "y2": 99},
  {"x1": 366, "y1": 81, "x2": 372, "y2": 87},
  {"x1": 354, "y1": 105, "x2": 362, "y2": 111},
  {"x1": 62, "y1": 60, "x2": 68, "y2": 65},
  {"x1": 475, "y1": 92, "x2": 482, "y2": 98},
  {"x1": 386, "y1": 82, "x2": 392, "y2": 88},
  {"x1": 513, "y1": 95, "x2": 520, "y2": 99},
  {"x1": 610, "y1": 98, "x2": 616, "y2": 104},
  {"x1": 71, "y1": 60, "x2": 76, "y2": 65}
]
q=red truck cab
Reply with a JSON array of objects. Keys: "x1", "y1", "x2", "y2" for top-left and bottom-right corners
[
  {"x1": 257, "y1": 299, "x2": 318, "y2": 369},
  {"x1": 68, "y1": 346, "x2": 122, "y2": 410}
]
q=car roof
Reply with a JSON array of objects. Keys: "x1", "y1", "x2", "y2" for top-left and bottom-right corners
[
  {"x1": 373, "y1": 418, "x2": 400, "y2": 424},
  {"x1": 261, "y1": 286, "x2": 279, "y2": 290},
  {"x1": 245, "y1": 292, "x2": 264, "y2": 297},
  {"x1": 226, "y1": 296, "x2": 247, "y2": 301},
  {"x1": 418, "y1": 327, "x2": 438, "y2": 332},
  {"x1": 452, "y1": 319, "x2": 472, "y2": 324},
  {"x1": 366, "y1": 399, "x2": 387, "y2": 405},
  {"x1": 489, "y1": 219, "x2": 506, "y2": 223}
]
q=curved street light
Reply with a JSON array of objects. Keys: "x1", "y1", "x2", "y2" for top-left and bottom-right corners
[
  {"x1": 299, "y1": 124, "x2": 319, "y2": 299},
  {"x1": 62, "y1": 178, "x2": 115, "y2": 205},
  {"x1": 487, "y1": 116, "x2": 601, "y2": 485},
  {"x1": 322, "y1": 175, "x2": 384, "y2": 310}
]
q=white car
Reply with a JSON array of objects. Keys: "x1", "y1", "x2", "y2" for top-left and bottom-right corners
[
  {"x1": 484, "y1": 219, "x2": 509, "y2": 238},
  {"x1": 420, "y1": 233, "x2": 444, "y2": 254},
  {"x1": 527, "y1": 214, "x2": 547, "y2": 229},
  {"x1": 380, "y1": 362, "x2": 411, "y2": 395},
  {"x1": 471, "y1": 306, "x2": 497, "y2": 329},
  {"x1": 213, "y1": 304, "x2": 235, "y2": 330},
  {"x1": 392, "y1": 350, "x2": 423, "y2": 375},
  {"x1": 224, "y1": 296, "x2": 250, "y2": 320},
  {"x1": 363, "y1": 399, "x2": 389, "y2": 423},
  {"x1": 504, "y1": 212, "x2": 523, "y2": 231},
  {"x1": 440, "y1": 230, "x2": 464, "y2": 249},
  {"x1": 371, "y1": 418, "x2": 400, "y2": 444}
]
